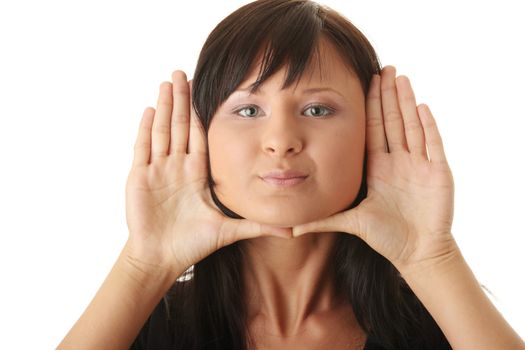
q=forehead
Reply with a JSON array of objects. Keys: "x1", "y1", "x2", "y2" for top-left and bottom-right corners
[{"x1": 238, "y1": 37, "x2": 360, "y2": 93}]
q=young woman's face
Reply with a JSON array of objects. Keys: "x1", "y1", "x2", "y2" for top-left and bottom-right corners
[{"x1": 208, "y1": 40, "x2": 366, "y2": 227}]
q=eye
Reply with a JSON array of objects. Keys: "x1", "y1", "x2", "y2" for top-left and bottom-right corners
[
  {"x1": 232, "y1": 103, "x2": 335, "y2": 118},
  {"x1": 304, "y1": 104, "x2": 334, "y2": 117},
  {"x1": 234, "y1": 105, "x2": 260, "y2": 118}
]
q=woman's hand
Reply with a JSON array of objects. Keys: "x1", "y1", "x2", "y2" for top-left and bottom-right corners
[
  {"x1": 125, "y1": 70, "x2": 291, "y2": 278},
  {"x1": 292, "y1": 65, "x2": 457, "y2": 274}
]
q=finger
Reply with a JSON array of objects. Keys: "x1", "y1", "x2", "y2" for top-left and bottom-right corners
[
  {"x1": 219, "y1": 219, "x2": 292, "y2": 247},
  {"x1": 170, "y1": 70, "x2": 190, "y2": 155},
  {"x1": 395, "y1": 75, "x2": 427, "y2": 159},
  {"x1": 187, "y1": 79, "x2": 207, "y2": 155},
  {"x1": 417, "y1": 104, "x2": 448, "y2": 164},
  {"x1": 380, "y1": 66, "x2": 408, "y2": 152},
  {"x1": 292, "y1": 211, "x2": 362, "y2": 240},
  {"x1": 132, "y1": 107, "x2": 155, "y2": 167},
  {"x1": 151, "y1": 81, "x2": 174, "y2": 160},
  {"x1": 365, "y1": 73, "x2": 388, "y2": 154}
]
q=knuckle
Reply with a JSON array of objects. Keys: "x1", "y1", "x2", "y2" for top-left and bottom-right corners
[
  {"x1": 157, "y1": 97, "x2": 172, "y2": 108},
  {"x1": 404, "y1": 119, "x2": 422, "y2": 132},
  {"x1": 366, "y1": 116, "x2": 384, "y2": 128},
  {"x1": 217, "y1": 222, "x2": 229, "y2": 247},
  {"x1": 158, "y1": 84, "x2": 173, "y2": 103},
  {"x1": 140, "y1": 122, "x2": 152, "y2": 132},
  {"x1": 153, "y1": 123, "x2": 171, "y2": 134},
  {"x1": 172, "y1": 83, "x2": 190, "y2": 95},
  {"x1": 399, "y1": 92, "x2": 415, "y2": 103},
  {"x1": 134, "y1": 141, "x2": 149, "y2": 151},
  {"x1": 367, "y1": 90, "x2": 381, "y2": 99},
  {"x1": 151, "y1": 149, "x2": 167, "y2": 158},
  {"x1": 171, "y1": 142, "x2": 187, "y2": 153},
  {"x1": 171, "y1": 114, "x2": 190, "y2": 122},
  {"x1": 383, "y1": 110, "x2": 402, "y2": 121},
  {"x1": 380, "y1": 83, "x2": 396, "y2": 93}
]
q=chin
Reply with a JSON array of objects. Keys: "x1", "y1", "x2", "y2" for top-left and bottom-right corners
[
  {"x1": 240, "y1": 208, "x2": 320, "y2": 228},
  {"x1": 221, "y1": 195, "x2": 350, "y2": 227}
]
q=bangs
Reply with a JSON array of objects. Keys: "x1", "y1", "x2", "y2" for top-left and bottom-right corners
[
  {"x1": 193, "y1": 0, "x2": 326, "y2": 129},
  {"x1": 192, "y1": 0, "x2": 381, "y2": 130},
  {"x1": 238, "y1": 7, "x2": 325, "y2": 94}
]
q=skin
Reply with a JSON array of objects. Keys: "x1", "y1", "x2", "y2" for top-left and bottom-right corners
[
  {"x1": 58, "y1": 53, "x2": 525, "y2": 349},
  {"x1": 208, "y1": 38, "x2": 368, "y2": 346}
]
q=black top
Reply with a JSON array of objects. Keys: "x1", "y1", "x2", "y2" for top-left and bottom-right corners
[{"x1": 130, "y1": 298, "x2": 386, "y2": 350}]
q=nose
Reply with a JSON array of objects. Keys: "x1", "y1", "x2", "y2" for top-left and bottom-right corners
[{"x1": 261, "y1": 109, "x2": 304, "y2": 157}]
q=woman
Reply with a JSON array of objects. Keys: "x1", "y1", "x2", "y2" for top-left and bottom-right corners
[{"x1": 58, "y1": 0, "x2": 525, "y2": 349}]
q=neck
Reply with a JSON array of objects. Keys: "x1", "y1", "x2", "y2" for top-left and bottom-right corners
[{"x1": 240, "y1": 231, "x2": 346, "y2": 336}]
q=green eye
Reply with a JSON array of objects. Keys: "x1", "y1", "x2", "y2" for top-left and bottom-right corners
[
  {"x1": 236, "y1": 105, "x2": 259, "y2": 118},
  {"x1": 233, "y1": 104, "x2": 334, "y2": 118},
  {"x1": 304, "y1": 105, "x2": 333, "y2": 117}
]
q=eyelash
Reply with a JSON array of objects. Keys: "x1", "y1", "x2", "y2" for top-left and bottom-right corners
[{"x1": 232, "y1": 104, "x2": 335, "y2": 118}]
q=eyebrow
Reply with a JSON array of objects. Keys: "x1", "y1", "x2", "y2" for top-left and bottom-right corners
[{"x1": 233, "y1": 86, "x2": 346, "y2": 99}]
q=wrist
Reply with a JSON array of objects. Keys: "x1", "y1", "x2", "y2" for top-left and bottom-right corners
[
  {"x1": 394, "y1": 238, "x2": 525, "y2": 349},
  {"x1": 117, "y1": 239, "x2": 182, "y2": 294},
  {"x1": 396, "y1": 233, "x2": 463, "y2": 282}
]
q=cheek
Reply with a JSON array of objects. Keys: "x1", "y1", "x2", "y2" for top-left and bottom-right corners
[
  {"x1": 317, "y1": 128, "x2": 365, "y2": 200},
  {"x1": 208, "y1": 127, "x2": 252, "y2": 187}
]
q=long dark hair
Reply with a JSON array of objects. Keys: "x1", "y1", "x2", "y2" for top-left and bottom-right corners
[{"x1": 163, "y1": 1, "x2": 451, "y2": 349}]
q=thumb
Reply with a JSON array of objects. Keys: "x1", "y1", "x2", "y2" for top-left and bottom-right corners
[
  {"x1": 292, "y1": 210, "x2": 362, "y2": 239},
  {"x1": 219, "y1": 218, "x2": 293, "y2": 246}
]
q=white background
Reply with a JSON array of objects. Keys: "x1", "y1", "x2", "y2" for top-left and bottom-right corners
[{"x1": 1, "y1": 0, "x2": 524, "y2": 348}]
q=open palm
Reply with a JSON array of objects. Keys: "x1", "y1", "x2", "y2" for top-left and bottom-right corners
[
  {"x1": 125, "y1": 72, "x2": 292, "y2": 274},
  {"x1": 293, "y1": 66, "x2": 456, "y2": 272}
]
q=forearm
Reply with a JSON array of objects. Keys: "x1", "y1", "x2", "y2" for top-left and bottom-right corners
[
  {"x1": 57, "y1": 240, "x2": 183, "y2": 350},
  {"x1": 401, "y1": 241, "x2": 525, "y2": 350}
]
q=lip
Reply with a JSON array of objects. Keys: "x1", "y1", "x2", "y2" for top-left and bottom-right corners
[
  {"x1": 262, "y1": 177, "x2": 307, "y2": 187},
  {"x1": 260, "y1": 169, "x2": 308, "y2": 187},
  {"x1": 261, "y1": 169, "x2": 308, "y2": 179}
]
